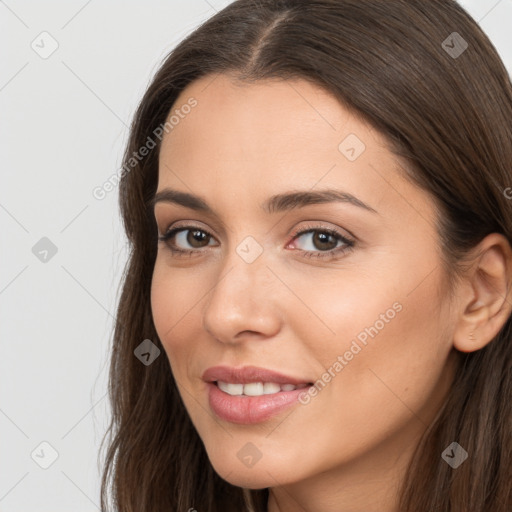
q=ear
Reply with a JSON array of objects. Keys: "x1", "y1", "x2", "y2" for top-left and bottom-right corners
[{"x1": 453, "y1": 233, "x2": 512, "y2": 353}]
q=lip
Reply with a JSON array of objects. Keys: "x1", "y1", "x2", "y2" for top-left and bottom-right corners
[
  {"x1": 202, "y1": 365, "x2": 312, "y2": 386},
  {"x1": 203, "y1": 365, "x2": 313, "y2": 424}
]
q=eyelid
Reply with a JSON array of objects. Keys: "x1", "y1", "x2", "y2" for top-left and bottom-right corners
[
  {"x1": 158, "y1": 219, "x2": 353, "y2": 241},
  {"x1": 288, "y1": 221, "x2": 355, "y2": 243},
  {"x1": 157, "y1": 219, "x2": 217, "y2": 238}
]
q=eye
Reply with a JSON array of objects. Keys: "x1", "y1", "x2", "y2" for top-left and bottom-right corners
[
  {"x1": 157, "y1": 222, "x2": 355, "y2": 260},
  {"x1": 158, "y1": 226, "x2": 217, "y2": 256},
  {"x1": 287, "y1": 223, "x2": 355, "y2": 260}
]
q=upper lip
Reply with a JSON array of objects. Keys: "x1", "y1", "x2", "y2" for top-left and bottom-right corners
[{"x1": 202, "y1": 365, "x2": 312, "y2": 385}]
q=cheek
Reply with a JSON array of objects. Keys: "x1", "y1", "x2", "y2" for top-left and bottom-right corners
[
  {"x1": 274, "y1": 265, "x2": 405, "y2": 371},
  {"x1": 151, "y1": 257, "x2": 203, "y2": 330},
  {"x1": 270, "y1": 279, "x2": 451, "y2": 477},
  {"x1": 294, "y1": 260, "x2": 451, "y2": 414},
  {"x1": 318, "y1": 275, "x2": 450, "y2": 426},
  {"x1": 150, "y1": 263, "x2": 201, "y2": 371}
]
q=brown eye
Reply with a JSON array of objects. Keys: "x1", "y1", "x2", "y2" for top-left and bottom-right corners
[
  {"x1": 288, "y1": 225, "x2": 356, "y2": 261},
  {"x1": 185, "y1": 229, "x2": 211, "y2": 248},
  {"x1": 292, "y1": 229, "x2": 345, "y2": 252},
  {"x1": 158, "y1": 226, "x2": 217, "y2": 255},
  {"x1": 312, "y1": 231, "x2": 339, "y2": 251}
]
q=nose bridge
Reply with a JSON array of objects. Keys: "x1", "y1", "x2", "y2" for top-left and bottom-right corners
[{"x1": 202, "y1": 235, "x2": 281, "y2": 342}]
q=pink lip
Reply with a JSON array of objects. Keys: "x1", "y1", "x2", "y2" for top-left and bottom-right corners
[
  {"x1": 202, "y1": 365, "x2": 313, "y2": 424},
  {"x1": 202, "y1": 365, "x2": 312, "y2": 385}
]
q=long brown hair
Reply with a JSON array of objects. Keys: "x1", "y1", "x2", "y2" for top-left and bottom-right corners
[{"x1": 99, "y1": 1, "x2": 512, "y2": 510}]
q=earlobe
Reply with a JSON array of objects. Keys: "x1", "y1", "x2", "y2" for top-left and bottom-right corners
[{"x1": 452, "y1": 233, "x2": 512, "y2": 353}]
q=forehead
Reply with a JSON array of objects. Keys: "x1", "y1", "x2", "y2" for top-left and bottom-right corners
[
  {"x1": 161, "y1": 73, "x2": 379, "y2": 153},
  {"x1": 159, "y1": 73, "x2": 386, "y2": 180},
  {"x1": 157, "y1": 73, "x2": 436, "y2": 231}
]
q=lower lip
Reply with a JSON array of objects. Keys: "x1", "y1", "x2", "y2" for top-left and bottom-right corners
[{"x1": 207, "y1": 382, "x2": 311, "y2": 424}]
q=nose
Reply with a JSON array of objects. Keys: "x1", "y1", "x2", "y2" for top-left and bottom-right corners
[{"x1": 202, "y1": 245, "x2": 283, "y2": 345}]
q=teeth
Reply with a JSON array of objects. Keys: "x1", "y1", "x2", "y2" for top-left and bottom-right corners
[
  {"x1": 217, "y1": 381, "x2": 243, "y2": 395},
  {"x1": 244, "y1": 382, "x2": 264, "y2": 396},
  {"x1": 217, "y1": 381, "x2": 303, "y2": 396},
  {"x1": 263, "y1": 382, "x2": 281, "y2": 394}
]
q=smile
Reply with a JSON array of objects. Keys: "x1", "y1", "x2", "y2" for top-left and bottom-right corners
[
  {"x1": 202, "y1": 365, "x2": 314, "y2": 424},
  {"x1": 217, "y1": 381, "x2": 310, "y2": 396}
]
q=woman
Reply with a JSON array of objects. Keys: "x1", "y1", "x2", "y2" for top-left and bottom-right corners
[{"x1": 99, "y1": 1, "x2": 512, "y2": 510}]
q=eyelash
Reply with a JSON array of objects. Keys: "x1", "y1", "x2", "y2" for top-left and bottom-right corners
[{"x1": 157, "y1": 223, "x2": 355, "y2": 260}]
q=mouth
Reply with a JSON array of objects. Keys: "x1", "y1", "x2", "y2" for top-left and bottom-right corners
[
  {"x1": 215, "y1": 380, "x2": 311, "y2": 396},
  {"x1": 203, "y1": 365, "x2": 314, "y2": 424}
]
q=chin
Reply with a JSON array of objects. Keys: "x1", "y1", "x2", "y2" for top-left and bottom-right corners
[
  {"x1": 207, "y1": 453, "x2": 294, "y2": 489},
  {"x1": 216, "y1": 468, "x2": 276, "y2": 490}
]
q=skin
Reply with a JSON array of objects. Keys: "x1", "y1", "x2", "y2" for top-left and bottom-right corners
[{"x1": 150, "y1": 73, "x2": 512, "y2": 512}]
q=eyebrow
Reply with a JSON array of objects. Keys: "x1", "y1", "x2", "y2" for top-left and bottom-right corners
[{"x1": 150, "y1": 188, "x2": 378, "y2": 215}]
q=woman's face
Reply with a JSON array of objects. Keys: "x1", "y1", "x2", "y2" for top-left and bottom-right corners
[{"x1": 151, "y1": 73, "x2": 460, "y2": 494}]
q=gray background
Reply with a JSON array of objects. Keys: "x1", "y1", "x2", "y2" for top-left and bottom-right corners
[{"x1": 1, "y1": 0, "x2": 511, "y2": 510}]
